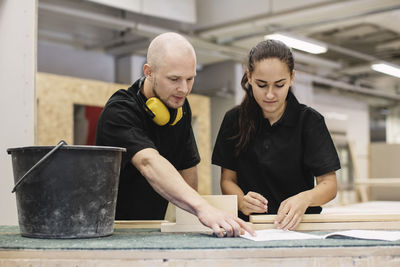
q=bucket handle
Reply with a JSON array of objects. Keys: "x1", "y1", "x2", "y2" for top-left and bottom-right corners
[{"x1": 11, "y1": 140, "x2": 67, "y2": 193}]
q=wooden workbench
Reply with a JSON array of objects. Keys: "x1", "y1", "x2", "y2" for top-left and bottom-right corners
[{"x1": 1, "y1": 225, "x2": 400, "y2": 266}]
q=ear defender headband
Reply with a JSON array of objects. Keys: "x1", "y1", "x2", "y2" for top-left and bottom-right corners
[{"x1": 137, "y1": 77, "x2": 183, "y2": 126}]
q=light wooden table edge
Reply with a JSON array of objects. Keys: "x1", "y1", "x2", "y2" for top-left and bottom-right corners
[
  {"x1": 250, "y1": 214, "x2": 400, "y2": 223},
  {"x1": 114, "y1": 220, "x2": 168, "y2": 229},
  {"x1": 251, "y1": 221, "x2": 400, "y2": 231},
  {"x1": 1, "y1": 246, "x2": 400, "y2": 260}
]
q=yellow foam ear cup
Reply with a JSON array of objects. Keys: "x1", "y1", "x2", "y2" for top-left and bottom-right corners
[
  {"x1": 145, "y1": 98, "x2": 170, "y2": 126},
  {"x1": 170, "y1": 107, "x2": 183, "y2": 126}
]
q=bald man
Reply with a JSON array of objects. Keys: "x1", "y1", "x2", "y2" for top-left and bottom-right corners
[{"x1": 96, "y1": 32, "x2": 254, "y2": 237}]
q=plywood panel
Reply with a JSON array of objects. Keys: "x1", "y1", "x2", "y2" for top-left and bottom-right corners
[
  {"x1": 369, "y1": 143, "x2": 400, "y2": 200},
  {"x1": 370, "y1": 143, "x2": 400, "y2": 178},
  {"x1": 36, "y1": 72, "x2": 211, "y2": 194}
]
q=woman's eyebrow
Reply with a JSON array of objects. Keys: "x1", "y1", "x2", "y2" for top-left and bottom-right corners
[{"x1": 255, "y1": 78, "x2": 286, "y2": 83}]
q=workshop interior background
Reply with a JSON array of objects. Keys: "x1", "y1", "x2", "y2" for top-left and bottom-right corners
[{"x1": 1, "y1": 0, "x2": 400, "y2": 225}]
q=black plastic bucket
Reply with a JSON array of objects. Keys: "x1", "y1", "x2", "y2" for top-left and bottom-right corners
[{"x1": 7, "y1": 144, "x2": 125, "y2": 239}]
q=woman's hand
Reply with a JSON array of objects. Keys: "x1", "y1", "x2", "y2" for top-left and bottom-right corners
[
  {"x1": 274, "y1": 192, "x2": 311, "y2": 230},
  {"x1": 239, "y1": 191, "x2": 268, "y2": 216},
  {"x1": 275, "y1": 172, "x2": 337, "y2": 230}
]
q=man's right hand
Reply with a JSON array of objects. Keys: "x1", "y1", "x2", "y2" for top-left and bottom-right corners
[
  {"x1": 239, "y1": 191, "x2": 268, "y2": 216},
  {"x1": 196, "y1": 204, "x2": 255, "y2": 238}
]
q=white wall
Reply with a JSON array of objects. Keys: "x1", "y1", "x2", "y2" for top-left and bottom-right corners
[
  {"x1": 210, "y1": 96, "x2": 235, "y2": 194},
  {"x1": 0, "y1": 0, "x2": 37, "y2": 225},
  {"x1": 38, "y1": 42, "x2": 115, "y2": 82},
  {"x1": 387, "y1": 105, "x2": 400, "y2": 143},
  {"x1": 88, "y1": 0, "x2": 196, "y2": 23},
  {"x1": 313, "y1": 92, "x2": 370, "y2": 180},
  {"x1": 196, "y1": 0, "x2": 332, "y2": 29},
  {"x1": 196, "y1": 0, "x2": 270, "y2": 28},
  {"x1": 195, "y1": 61, "x2": 241, "y2": 194},
  {"x1": 116, "y1": 55, "x2": 146, "y2": 84}
]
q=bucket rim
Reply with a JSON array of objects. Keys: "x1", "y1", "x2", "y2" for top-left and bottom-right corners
[{"x1": 7, "y1": 145, "x2": 126, "y2": 154}]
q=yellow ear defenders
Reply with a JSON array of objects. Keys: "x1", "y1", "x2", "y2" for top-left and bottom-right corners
[{"x1": 137, "y1": 77, "x2": 183, "y2": 126}]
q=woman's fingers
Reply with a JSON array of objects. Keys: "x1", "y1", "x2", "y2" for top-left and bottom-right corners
[
  {"x1": 277, "y1": 210, "x2": 293, "y2": 230},
  {"x1": 288, "y1": 215, "x2": 302, "y2": 231},
  {"x1": 275, "y1": 202, "x2": 289, "y2": 225},
  {"x1": 281, "y1": 213, "x2": 298, "y2": 230},
  {"x1": 248, "y1": 192, "x2": 268, "y2": 206},
  {"x1": 242, "y1": 201, "x2": 266, "y2": 214},
  {"x1": 244, "y1": 192, "x2": 268, "y2": 211}
]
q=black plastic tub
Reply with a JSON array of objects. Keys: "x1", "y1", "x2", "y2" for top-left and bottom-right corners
[{"x1": 7, "y1": 144, "x2": 125, "y2": 239}]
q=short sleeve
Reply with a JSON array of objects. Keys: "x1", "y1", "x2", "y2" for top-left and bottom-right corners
[
  {"x1": 96, "y1": 100, "x2": 156, "y2": 167},
  {"x1": 212, "y1": 108, "x2": 239, "y2": 171},
  {"x1": 302, "y1": 112, "x2": 341, "y2": 177}
]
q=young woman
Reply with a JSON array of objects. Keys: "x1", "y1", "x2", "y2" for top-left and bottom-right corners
[{"x1": 212, "y1": 39, "x2": 340, "y2": 231}]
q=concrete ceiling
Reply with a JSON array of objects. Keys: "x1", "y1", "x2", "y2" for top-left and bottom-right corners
[{"x1": 37, "y1": 0, "x2": 400, "y2": 104}]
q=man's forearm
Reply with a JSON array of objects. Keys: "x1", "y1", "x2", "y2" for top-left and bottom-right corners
[
  {"x1": 132, "y1": 148, "x2": 206, "y2": 216},
  {"x1": 179, "y1": 167, "x2": 198, "y2": 190}
]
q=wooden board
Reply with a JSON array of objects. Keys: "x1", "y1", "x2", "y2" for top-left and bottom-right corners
[
  {"x1": 355, "y1": 178, "x2": 400, "y2": 186},
  {"x1": 160, "y1": 222, "x2": 213, "y2": 233},
  {"x1": 175, "y1": 195, "x2": 237, "y2": 225},
  {"x1": 250, "y1": 214, "x2": 400, "y2": 223},
  {"x1": 251, "y1": 221, "x2": 400, "y2": 231},
  {"x1": 114, "y1": 220, "x2": 167, "y2": 229}
]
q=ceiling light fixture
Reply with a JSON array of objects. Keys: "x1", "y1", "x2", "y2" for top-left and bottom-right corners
[
  {"x1": 265, "y1": 33, "x2": 328, "y2": 54},
  {"x1": 371, "y1": 63, "x2": 400, "y2": 79}
]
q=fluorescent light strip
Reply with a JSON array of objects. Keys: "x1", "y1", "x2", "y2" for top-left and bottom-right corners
[
  {"x1": 265, "y1": 33, "x2": 327, "y2": 54},
  {"x1": 371, "y1": 63, "x2": 400, "y2": 79}
]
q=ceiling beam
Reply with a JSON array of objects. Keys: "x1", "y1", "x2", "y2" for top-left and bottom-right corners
[{"x1": 197, "y1": 0, "x2": 400, "y2": 41}]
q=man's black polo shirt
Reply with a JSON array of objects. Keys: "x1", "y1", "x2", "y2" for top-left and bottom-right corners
[
  {"x1": 212, "y1": 91, "x2": 340, "y2": 220},
  {"x1": 96, "y1": 78, "x2": 200, "y2": 220}
]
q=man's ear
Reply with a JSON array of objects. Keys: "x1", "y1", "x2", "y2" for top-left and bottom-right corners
[{"x1": 143, "y1": 64, "x2": 153, "y2": 80}]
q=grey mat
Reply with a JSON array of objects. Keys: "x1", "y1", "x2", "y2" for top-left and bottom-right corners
[{"x1": 1, "y1": 226, "x2": 399, "y2": 250}]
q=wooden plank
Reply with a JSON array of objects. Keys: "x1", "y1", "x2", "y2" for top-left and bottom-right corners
[
  {"x1": 250, "y1": 214, "x2": 400, "y2": 224},
  {"x1": 175, "y1": 195, "x2": 237, "y2": 225},
  {"x1": 160, "y1": 222, "x2": 213, "y2": 233},
  {"x1": 160, "y1": 195, "x2": 237, "y2": 233},
  {"x1": 2, "y1": 246, "x2": 400, "y2": 261},
  {"x1": 348, "y1": 141, "x2": 369, "y2": 202},
  {"x1": 114, "y1": 220, "x2": 167, "y2": 229},
  {"x1": 355, "y1": 178, "x2": 400, "y2": 186},
  {"x1": 251, "y1": 221, "x2": 400, "y2": 231}
]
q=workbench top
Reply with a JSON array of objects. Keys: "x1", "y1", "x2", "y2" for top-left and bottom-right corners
[{"x1": 1, "y1": 225, "x2": 400, "y2": 250}]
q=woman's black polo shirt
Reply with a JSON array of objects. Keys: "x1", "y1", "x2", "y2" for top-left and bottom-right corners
[
  {"x1": 212, "y1": 91, "x2": 341, "y2": 220},
  {"x1": 96, "y1": 78, "x2": 200, "y2": 220}
]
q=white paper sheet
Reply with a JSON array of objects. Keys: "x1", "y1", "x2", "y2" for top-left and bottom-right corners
[
  {"x1": 323, "y1": 230, "x2": 400, "y2": 241},
  {"x1": 241, "y1": 229, "x2": 322, "y2": 241},
  {"x1": 241, "y1": 229, "x2": 400, "y2": 242}
]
